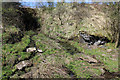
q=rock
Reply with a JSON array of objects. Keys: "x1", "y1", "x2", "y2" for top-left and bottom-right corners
[
  {"x1": 100, "y1": 68, "x2": 105, "y2": 74},
  {"x1": 94, "y1": 40, "x2": 101, "y2": 46},
  {"x1": 26, "y1": 47, "x2": 36, "y2": 52},
  {"x1": 100, "y1": 41, "x2": 106, "y2": 45},
  {"x1": 16, "y1": 60, "x2": 32, "y2": 70},
  {"x1": 79, "y1": 31, "x2": 91, "y2": 41},
  {"x1": 79, "y1": 54, "x2": 98, "y2": 63},
  {"x1": 79, "y1": 35, "x2": 86, "y2": 43},
  {"x1": 107, "y1": 49, "x2": 112, "y2": 53},
  {"x1": 85, "y1": 55, "x2": 98, "y2": 63},
  {"x1": 99, "y1": 45, "x2": 105, "y2": 48},
  {"x1": 79, "y1": 31, "x2": 105, "y2": 46},
  {"x1": 79, "y1": 31, "x2": 107, "y2": 46},
  {"x1": 37, "y1": 49, "x2": 43, "y2": 53}
]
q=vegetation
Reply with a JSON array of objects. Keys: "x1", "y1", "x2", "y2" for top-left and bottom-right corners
[{"x1": 2, "y1": 2, "x2": 120, "y2": 79}]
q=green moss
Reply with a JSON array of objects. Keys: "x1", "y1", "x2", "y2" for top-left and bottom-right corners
[
  {"x1": 32, "y1": 55, "x2": 41, "y2": 61},
  {"x1": 11, "y1": 35, "x2": 30, "y2": 52},
  {"x1": 24, "y1": 30, "x2": 36, "y2": 36},
  {"x1": 43, "y1": 49, "x2": 56, "y2": 55},
  {"x1": 3, "y1": 34, "x2": 30, "y2": 53},
  {"x1": 18, "y1": 52, "x2": 31, "y2": 61},
  {"x1": 102, "y1": 57, "x2": 118, "y2": 72},
  {"x1": 66, "y1": 60, "x2": 91, "y2": 78},
  {"x1": 90, "y1": 68, "x2": 102, "y2": 76}
]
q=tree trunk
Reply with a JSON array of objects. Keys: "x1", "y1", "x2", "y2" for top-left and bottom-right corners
[
  {"x1": 115, "y1": 32, "x2": 119, "y2": 48},
  {"x1": 115, "y1": 2, "x2": 120, "y2": 48}
]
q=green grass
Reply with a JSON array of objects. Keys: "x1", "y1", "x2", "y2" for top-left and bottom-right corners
[
  {"x1": 105, "y1": 42, "x2": 116, "y2": 49},
  {"x1": 2, "y1": 33, "x2": 31, "y2": 79},
  {"x1": 32, "y1": 33, "x2": 118, "y2": 77},
  {"x1": 24, "y1": 30, "x2": 36, "y2": 36},
  {"x1": 2, "y1": 30, "x2": 118, "y2": 78},
  {"x1": 65, "y1": 60, "x2": 92, "y2": 78},
  {"x1": 69, "y1": 41, "x2": 118, "y2": 72}
]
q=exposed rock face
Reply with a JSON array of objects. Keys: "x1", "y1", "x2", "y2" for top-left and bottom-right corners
[
  {"x1": 79, "y1": 31, "x2": 95, "y2": 45},
  {"x1": 79, "y1": 31, "x2": 107, "y2": 45}
]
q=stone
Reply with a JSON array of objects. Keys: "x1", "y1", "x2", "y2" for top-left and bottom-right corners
[
  {"x1": 37, "y1": 49, "x2": 43, "y2": 53},
  {"x1": 85, "y1": 55, "x2": 98, "y2": 63},
  {"x1": 100, "y1": 68, "x2": 105, "y2": 74},
  {"x1": 26, "y1": 47, "x2": 36, "y2": 52},
  {"x1": 94, "y1": 40, "x2": 101, "y2": 46},
  {"x1": 107, "y1": 49, "x2": 112, "y2": 53},
  {"x1": 80, "y1": 54, "x2": 98, "y2": 63},
  {"x1": 79, "y1": 31, "x2": 91, "y2": 41},
  {"x1": 79, "y1": 35, "x2": 86, "y2": 43},
  {"x1": 16, "y1": 60, "x2": 32, "y2": 70},
  {"x1": 100, "y1": 41, "x2": 105, "y2": 45}
]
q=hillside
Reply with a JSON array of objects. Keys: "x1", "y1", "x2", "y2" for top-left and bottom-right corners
[{"x1": 2, "y1": 2, "x2": 120, "y2": 79}]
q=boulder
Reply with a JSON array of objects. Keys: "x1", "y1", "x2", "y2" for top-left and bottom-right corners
[
  {"x1": 85, "y1": 55, "x2": 98, "y2": 63},
  {"x1": 16, "y1": 60, "x2": 32, "y2": 70},
  {"x1": 94, "y1": 40, "x2": 101, "y2": 46},
  {"x1": 79, "y1": 54, "x2": 98, "y2": 63},
  {"x1": 26, "y1": 47, "x2": 36, "y2": 52},
  {"x1": 37, "y1": 49, "x2": 43, "y2": 53}
]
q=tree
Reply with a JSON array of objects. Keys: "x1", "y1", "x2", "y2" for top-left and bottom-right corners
[
  {"x1": 109, "y1": 2, "x2": 119, "y2": 48},
  {"x1": 115, "y1": 2, "x2": 120, "y2": 48}
]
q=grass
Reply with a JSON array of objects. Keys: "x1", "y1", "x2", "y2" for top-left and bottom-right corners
[
  {"x1": 32, "y1": 33, "x2": 118, "y2": 77},
  {"x1": 65, "y1": 60, "x2": 92, "y2": 78},
  {"x1": 2, "y1": 33, "x2": 31, "y2": 79},
  {"x1": 2, "y1": 31, "x2": 118, "y2": 78},
  {"x1": 69, "y1": 41, "x2": 118, "y2": 72}
]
